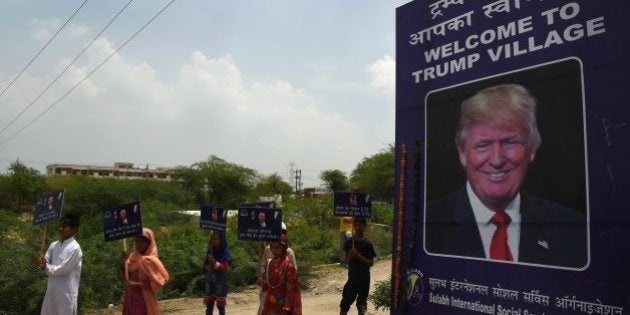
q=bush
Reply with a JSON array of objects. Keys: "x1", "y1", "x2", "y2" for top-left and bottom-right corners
[
  {"x1": 78, "y1": 240, "x2": 126, "y2": 309},
  {"x1": 371, "y1": 201, "x2": 393, "y2": 225},
  {"x1": 0, "y1": 212, "x2": 47, "y2": 313},
  {"x1": 366, "y1": 223, "x2": 392, "y2": 260},
  {"x1": 369, "y1": 278, "x2": 391, "y2": 311},
  {"x1": 47, "y1": 176, "x2": 195, "y2": 216},
  {"x1": 284, "y1": 196, "x2": 338, "y2": 230}
]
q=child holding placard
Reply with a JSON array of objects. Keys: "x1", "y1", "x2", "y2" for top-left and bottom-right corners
[
  {"x1": 203, "y1": 231, "x2": 232, "y2": 315},
  {"x1": 339, "y1": 218, "x2": 376, "y2": 315},
  {"x1": 122, "y1": 228, "x2": 169, "y2": 315},
  {"x1": 37, "y1": 214, "x2": 83, "y2": 315}
]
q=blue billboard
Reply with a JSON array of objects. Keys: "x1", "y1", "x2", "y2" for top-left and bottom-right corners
[{"x1": 393, "y1": 0, "x2": 629, "y2": 313}]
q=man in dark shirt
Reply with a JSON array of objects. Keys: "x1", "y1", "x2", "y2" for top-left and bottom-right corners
[{"x1": 340, "y1": 217, "x2": 376, "y2": 315}]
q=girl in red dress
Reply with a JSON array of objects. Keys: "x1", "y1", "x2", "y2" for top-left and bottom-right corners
[{"x1": 261, "y1": 235, "x2": 302, "y2": 315}]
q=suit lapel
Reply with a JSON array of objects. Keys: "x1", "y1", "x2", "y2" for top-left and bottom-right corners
[{"x1": 451, "y1": 188, "x2": 486, "y2": 258}]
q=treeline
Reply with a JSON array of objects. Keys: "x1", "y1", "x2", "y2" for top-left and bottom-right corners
[{"x1": 0, "y1": 150, "x2": 394, "y2": 314}]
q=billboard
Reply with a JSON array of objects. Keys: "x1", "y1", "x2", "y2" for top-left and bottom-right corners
[{"x1": 393, "y1": 0, "x2": 629, "y2": 313}]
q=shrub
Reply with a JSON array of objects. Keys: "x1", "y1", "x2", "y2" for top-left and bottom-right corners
[
  {"x1": 369, "y1": 278, "x2": 391, "y2": 311},
  {"x1": 0, "y1": 222, "x2": 47, "y2": 313},
  {"x1": 366, "y1": 223, "x2": 392, "y2": 260},
  {"x1": 370, "y1": 201, "x2": 394, "y2": 225}
]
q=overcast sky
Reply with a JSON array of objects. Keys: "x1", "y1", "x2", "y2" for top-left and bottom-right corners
[{"x1": 0, "y1": 0, "x2": 407, "y2": 187}]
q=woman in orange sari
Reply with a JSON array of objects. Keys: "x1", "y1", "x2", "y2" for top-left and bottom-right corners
[
  {"x1": 122, "y1": 228, "x2": 170, "y2": 315},
  {"x1": 261, "y1": 235, "x2": 302, "y2": 315}
]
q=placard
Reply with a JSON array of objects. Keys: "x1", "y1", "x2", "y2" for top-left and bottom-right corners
[
  {"x1": 334, "y1": 192, "x2": 372, "y2": 218},
  {"x1": 199, "y1": 205, "x2": 227, "y2": 233},
  {"x1": 33, "y1": 190, "x2": 64, "y2": 226},
  {"x1": 237, "y1": 207, "x2": 282, "y2": 241},
  {"x1": 103, "y1": 201, "x2": 142, "y2": 242}
]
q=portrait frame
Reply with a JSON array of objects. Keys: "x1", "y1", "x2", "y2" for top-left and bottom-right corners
[{"x1": 423, "y1": 57, "x2": 590, "y2": 270}]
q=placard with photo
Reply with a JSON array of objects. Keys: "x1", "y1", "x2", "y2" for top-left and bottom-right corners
[{"x1": 103, "y1": 201, "x2": 142, "y2": 242}]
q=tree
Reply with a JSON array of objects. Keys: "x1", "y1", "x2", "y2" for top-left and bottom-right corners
[
  {"x1": 172, "y1": 166, "x2": 207, "y2": 204},
  {"x1": 174, "y1": 155, "x2": 256, "y2": 208},
  {"x1": 350, "y1": 145, "x2": 395, "y2": 202},
  {"x1": 5, "y1": 160, "x2": 47, "y2": 210},
  {"x1": 320, "y1": 169, "x2": 349, "y2": 192},
  {"x1": 251, "y1": 173, "x2": 293, "y2": 198}
]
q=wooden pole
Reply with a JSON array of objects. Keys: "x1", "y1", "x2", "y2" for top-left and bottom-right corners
[
  {"x1": 211, "y1": 230, "x2": 214, "y2": 251},
  {"x1": 39, "y1": 223, "x2": 47, "y2": 257},
  {"x1": 123, "y1": 238, "x2": 129, "y2": 281},
  {"x1": 351, "y1": 217, "x2": 355, "y2": 249},
  {"x1": 207, "y1": 230, "x2": 214, "y2": 267},
  {"x1": 258, "y1": 241, "x2": 265, "y2": 280}
]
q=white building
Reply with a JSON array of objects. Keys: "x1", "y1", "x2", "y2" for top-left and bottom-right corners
[{"x1": 46, "y1": 162, "x2": 174, "y2": 181}]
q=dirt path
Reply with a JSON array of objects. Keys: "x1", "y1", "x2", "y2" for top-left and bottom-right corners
[{"x1": 86, "y1": 258, "x2": 391, "y2": 315}]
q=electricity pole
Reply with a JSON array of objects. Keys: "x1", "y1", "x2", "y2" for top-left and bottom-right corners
[{"x1": 294, "y1": 169, "x2": 302, "y2": 196}]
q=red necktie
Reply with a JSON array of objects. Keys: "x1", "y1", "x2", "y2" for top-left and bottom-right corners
[{"x1": 490, "y1": 211, "x2": 513, "y2": 261}]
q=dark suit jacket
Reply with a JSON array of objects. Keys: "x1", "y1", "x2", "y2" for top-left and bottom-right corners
[{"x1": 425, "y1": 187, "x2": 588, "y2": 268}]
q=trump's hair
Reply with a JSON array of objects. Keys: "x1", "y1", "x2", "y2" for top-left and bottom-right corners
[{"x1": 455, "y1": 84, "x2": 542, "y2": 152}]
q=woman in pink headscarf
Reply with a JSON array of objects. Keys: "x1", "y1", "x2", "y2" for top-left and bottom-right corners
[{"x1": 122, "y1": 228, "x2": 170, "y2": 315}]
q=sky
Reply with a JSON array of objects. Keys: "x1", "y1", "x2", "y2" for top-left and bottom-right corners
[{"x1": 0, "y1": 0, "x2": 408, "y2": 188}]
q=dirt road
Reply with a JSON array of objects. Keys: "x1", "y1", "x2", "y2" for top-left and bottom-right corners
[{"x1": 86, "y1": 258, "x2": 391, "y2": 315}]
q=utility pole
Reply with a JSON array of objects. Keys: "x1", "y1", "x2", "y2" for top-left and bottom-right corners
[
  {"x1": 294, "y1": 169, "x2": 302, "y2": 196},
  {"x1": 298, "y1": 170, "x2": 302, "y2": 193},
  {"x1": 288, "y1": 162, "x2": 295, "y2": 186}
]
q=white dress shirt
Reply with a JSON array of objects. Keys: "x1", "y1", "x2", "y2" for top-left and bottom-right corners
[{"x1": 467, "y1": 182, "x2": 521, "y2": 261}]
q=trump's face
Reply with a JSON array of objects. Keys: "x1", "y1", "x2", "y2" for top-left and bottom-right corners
[{"x1": 458, "y1": 122, "x2": 536, "y2": 210}]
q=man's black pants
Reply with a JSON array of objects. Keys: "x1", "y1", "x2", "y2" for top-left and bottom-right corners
[{"x1": 340, "y1": 277, "x2": 370, "y2": 314}]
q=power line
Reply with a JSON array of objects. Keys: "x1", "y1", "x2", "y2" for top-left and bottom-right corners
[
  {"x1": 0, "y1": 0, "x2": 135, "y2": 136},
  {"x1": 0, "y1": 0, "x2": 89, "y2": 100},
  {"x1": 0, "y1": 0, "x2": 177, "y2": 148}
]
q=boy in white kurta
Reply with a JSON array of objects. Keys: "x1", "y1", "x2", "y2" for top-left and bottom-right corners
[{"x1": 37, "y1": 215, "x2": 83, "y2": 315}]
